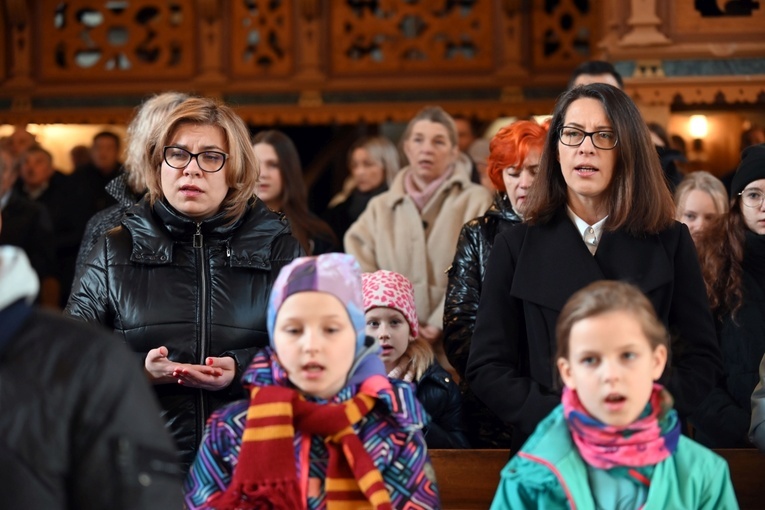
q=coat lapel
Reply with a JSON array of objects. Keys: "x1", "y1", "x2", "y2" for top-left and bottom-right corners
[
  {"x1": 512, "y1": 212, "x2": 605, "y2": 312},
  {"x1": 595, "y1": 229, "x2": 673, "y2": 295},
  {"x1": 511, "y1": 211, "x2": 674, "y2": 312}
]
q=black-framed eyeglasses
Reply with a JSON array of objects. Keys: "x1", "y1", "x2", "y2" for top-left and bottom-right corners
[
  {"x1": 559, "y1": 126, "x2": 618, "y2": 150},
  {"x1": 163, "y1": 146, "x2": 228, "y2": 173},
  {"x1": 739, "y1": 188, "x2": 765, "y2": 208}
]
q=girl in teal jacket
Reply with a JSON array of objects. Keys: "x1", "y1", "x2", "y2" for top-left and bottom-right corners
[{"x1": 491, "y1": 281, "x2": 738, "y2": 510}]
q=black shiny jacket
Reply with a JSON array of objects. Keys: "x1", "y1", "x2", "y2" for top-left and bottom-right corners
[
  {"x1": 75, "y1": 173, "x2": 143, "y2": 277},
  {"x1": 443, "y1": 193, "x2": 521, "y2": 379},
  {"x1": 66, "y1": 197, "x2": 302, "y2": 470},
  {"x1": 442, "y1": 193, "x2": 520, "y2": 448}
]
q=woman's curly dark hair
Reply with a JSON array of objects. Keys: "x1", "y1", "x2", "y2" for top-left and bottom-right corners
[{"x1": 695, "y1": 200, "x2": 746, "y2": 320}]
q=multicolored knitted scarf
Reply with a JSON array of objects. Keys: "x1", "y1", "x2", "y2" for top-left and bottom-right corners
[
  {"x1": 210, "y1": 378, "x2": 393, "y2": 510},
  {"x1": 562, "y1": 384, "x2": 680, "y2": 471}
]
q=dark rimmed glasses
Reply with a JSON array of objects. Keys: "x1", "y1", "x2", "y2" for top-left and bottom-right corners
[
  {"x1": 163, "y1": 146, "x2": 228, "y2": 173},
  {"x1": 559, "y1": 126, "x2": 618, "y2": 150},
  {"x1": 739, "y1": 188, "x2": 765, "y2": 208}
]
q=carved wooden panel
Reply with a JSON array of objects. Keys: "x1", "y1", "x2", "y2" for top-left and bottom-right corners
[
  {"x1": 630, "y1": 78, "x2": 765, "y2": 107},
  {"x1": 36, "y1": 0, "x2": 196, "y2": 82},
  {"x1": 672, "y1": 1, "x2": 765, "y2": 39},
  {"x1": 532, "y1": 0, "x2": 599, "y2": 69},
  {"x1": 495, "y1": 0, "x2": 530, "y2": 78},
  {"x1": 330, "y1": 0, "x2": 494, "y2": 75},
  {"x1": 230, "y1": 0, "x2": 294, "y2": 77}
]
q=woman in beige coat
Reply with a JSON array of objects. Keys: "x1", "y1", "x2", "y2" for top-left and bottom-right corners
[{"x1": 345, "y1": 106, "x2": 492, "y2": 372}]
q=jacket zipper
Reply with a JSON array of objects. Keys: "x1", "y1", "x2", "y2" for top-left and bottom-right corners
[{"x1": 194, "y1": 222, "x2": 208, "y2": 442}]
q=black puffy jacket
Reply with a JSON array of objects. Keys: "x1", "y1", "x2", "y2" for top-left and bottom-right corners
[
  {"x1": 66, "y1": 197, "x2": 302, "y2": 470},
  {"x1": 443, "y1": 193, "x2": 520, "y2": 448},
  {"x1": 0, "y1": 302, "x2": 183, "y2": 510},
  {"x1": 443, "y1": 193, "x2": 521, "y2": 378},
  {"x1": 416, "y1": 363, "x2": 470, "y2": 449}
]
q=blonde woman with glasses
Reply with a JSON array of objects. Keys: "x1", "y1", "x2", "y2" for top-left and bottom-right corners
[{"x1": 66, "y1": 97, "x2": 302, "y2": 472}]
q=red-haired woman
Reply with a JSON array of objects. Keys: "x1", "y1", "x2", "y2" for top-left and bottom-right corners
[{"x1": 443, "y1": 119, "x2": 549, "y2": 447}]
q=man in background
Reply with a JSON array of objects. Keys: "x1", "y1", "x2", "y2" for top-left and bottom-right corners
[
  {"x1": 0, "y1": 147, "x2": 58, "y2": 307},
  {"x1": 17, "y1": 146, "x2": 91, "y2": 307},
  {"x1": 568, "y1": 60, "x2": 624, "y2": 89},
  {"x1": 73, "y1": 131, "x2": 124, "y2": 213}
]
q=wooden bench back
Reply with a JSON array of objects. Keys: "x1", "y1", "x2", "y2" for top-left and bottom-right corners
[{"x1": 430, "y1": 448, "x2": 764, "y2": 509}]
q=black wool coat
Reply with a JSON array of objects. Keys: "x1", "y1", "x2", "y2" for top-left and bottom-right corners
[{"x1": 466, "y1": 208, "x2": 723, "y2": 450}]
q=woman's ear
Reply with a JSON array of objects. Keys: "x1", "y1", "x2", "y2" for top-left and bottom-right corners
[
  {"x1": 557, "y1": 357, "x2": 575, "y2": 390},
  {"x1": 651, "y1": 344, "x2": 668, "y2": 381}
]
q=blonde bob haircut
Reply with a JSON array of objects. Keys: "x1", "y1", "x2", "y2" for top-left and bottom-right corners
[
  {"x1": 125, "y1": 91, "x2": 189, "y2": 194},
  {"x1": 145, "y1": 96, "x2": 258, "y2": 223}
]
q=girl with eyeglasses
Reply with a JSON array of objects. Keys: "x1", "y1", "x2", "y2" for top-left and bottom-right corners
[
  {"x1": 691, "y1": 143, "x2": 765, "y2": 448},
  {"x1": 66, "y1": 97, "x2": 302, "y2": 473},
  {"x1": 467, "y1": 83, "x2": 723, "y2": 451}
]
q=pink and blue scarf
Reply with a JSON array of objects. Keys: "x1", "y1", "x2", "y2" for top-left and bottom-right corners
[{"x1": 562, "y1": 384, "x2": 680, "y2": 471}]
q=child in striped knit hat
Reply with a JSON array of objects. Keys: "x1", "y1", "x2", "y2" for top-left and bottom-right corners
[
  {"x1": 184, "y1": 253, "x2": 439, "y2": 510},
  {"x1": 363, "y1": 269, "x2": 470, "y2": 449}
]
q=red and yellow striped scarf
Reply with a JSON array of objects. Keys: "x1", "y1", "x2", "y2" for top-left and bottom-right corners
[{"x1": 210, "y1": 384, "x2": 392, "y2": 510}]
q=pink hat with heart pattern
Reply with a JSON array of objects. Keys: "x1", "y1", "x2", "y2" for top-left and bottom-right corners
[{"x1": 361, "y1": 270, "x2": 419, "y2": 339}]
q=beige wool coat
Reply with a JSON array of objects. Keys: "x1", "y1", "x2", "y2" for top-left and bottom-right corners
[{"x1": 345, "y1": 156, "x2": 493, "y2": 330}]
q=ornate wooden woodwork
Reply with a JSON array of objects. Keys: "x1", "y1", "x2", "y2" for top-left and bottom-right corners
[{"x1": 0, "y1": 0, "x2": 763, "y2": 125}]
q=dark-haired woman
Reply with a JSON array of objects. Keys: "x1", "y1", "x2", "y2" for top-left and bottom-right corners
[
  {"x1": 253, "y1": 130, "x2": 338, "y2": 255},
  {"x1": 466, "y1": 83, "x2": 722, "y2": 450},
  {"x1": 691, "y1": 143, "x2": 765, "y2": 448}
]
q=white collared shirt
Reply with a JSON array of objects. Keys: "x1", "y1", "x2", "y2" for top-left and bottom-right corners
[{"x1": 566, "y1": 206, "x2": 608, "y2": 255}]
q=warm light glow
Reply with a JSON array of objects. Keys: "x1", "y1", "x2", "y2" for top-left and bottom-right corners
[
  {"x1": 689, "y1": 115, "x2": 708, "y2": 139},
  {"x1": 484, "y1": 117, "x2": 517, "y2": 139},
  {"x1": 0, "y1": 123, "x2": 126, "y2": 173}
]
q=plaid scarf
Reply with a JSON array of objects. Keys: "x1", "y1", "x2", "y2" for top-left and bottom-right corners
[{"x1": 210, "y1": 382, "x2": 393, "y2": 510}]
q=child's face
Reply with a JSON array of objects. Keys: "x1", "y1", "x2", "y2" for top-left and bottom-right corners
[
  {"x1": 273, "y1": 291, "x2": 357, "y2": 399},
  {"x1": 557, "y1": 310, "x2": 667, "y2": 427},
  {"x1": 365, "y1": 307, "x2": 411, "y2": 372}
]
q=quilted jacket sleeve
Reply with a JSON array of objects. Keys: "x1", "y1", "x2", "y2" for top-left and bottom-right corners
[
  {"x1": 443, "y1": 220, "x2": 483, "y2": 380},
  {"x1": 65, "y1": 235, "x2": 113, "y2": 327}
]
